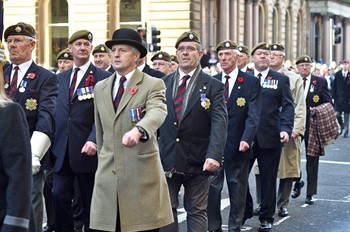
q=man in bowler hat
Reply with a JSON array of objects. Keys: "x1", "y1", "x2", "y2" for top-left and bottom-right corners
[{"x1": 89, "y1": 28, "x2": 173, "y2": 232}]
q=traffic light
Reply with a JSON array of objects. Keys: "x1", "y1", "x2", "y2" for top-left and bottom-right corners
[
  {"x1": 334, "y1": 26, "x2": 342, "y2": 44},
  {"x1": 137, "y1": 26, "x2": 147, "y2": 42},
  {"x1": 151, "y1": 26, "x2": 161, "y2": 52}
]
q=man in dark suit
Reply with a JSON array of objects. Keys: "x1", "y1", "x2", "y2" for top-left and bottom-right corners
[
  {"x1": 93, "y1": 44, "x2": 115, "y2": 73},
  {"x1": 293, "y1": 55, "x2": 333, "y2": 205},
  {"x1": 137, "y1": 40, "x2": 165, "y2": 78},
  {"x1": 158, "y1": 31, "x2": 228, "y2": 232},
  {"x1": 207, "y1": 40, "x2": 261, "y2": 232},
  {"x1": 51, "y1": 30, "x2": 111, "y2": 232},
  {"x1": 250, "y1": 42, "x2": 294, "y2": 232},
  {"x1": 3, "y1": 22, "x2": 58, "y2": 232},
  {"x1": 332, "y1": 59, "x2": 350, "y2": 138}
]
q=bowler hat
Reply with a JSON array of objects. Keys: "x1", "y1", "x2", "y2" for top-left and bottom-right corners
[
  {"x1": 4, "y1": 22, "x2": 36, "y2": 41},
  {"x1": 105, "y1": 28, "x2": 147, "y2": 58}
]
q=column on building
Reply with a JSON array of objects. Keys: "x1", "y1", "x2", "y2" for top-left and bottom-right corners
[
  {"x1": 201, "y1": 0, "x2": 209, "y2": 48},
  {"x1": 230, "y1": 0, "x2": 238, "y2": 42},
  {"x1": 245, "y1": 0, "x2": 253, "y2": 49},
  {"x1": 209, "y1": 0, "x2": 215, "y2": 46},
  {"x1": 344, "y1": 18, "x2": 350, "y2": 59},
  {"x1": 322, "y1": 14, "x2": 331, "y2": 63},
  {"x1": 219, "y1": 0, "x2": 230, "y2": 41}
]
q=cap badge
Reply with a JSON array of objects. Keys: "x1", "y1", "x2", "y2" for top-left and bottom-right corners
[
  {"x1": 265, "y1": 43, "x2": 269, "y2": 49},
  {"x1": 64, "y1": 53, "x2": 69, "y2": 58},
  {"x1": 273, "y1": 44, "x2": 277, "y2": 49},
  {"x1": 88, "y1": 33, "x2": 92, "y2": 40},
  {"x1": 158, "y1": 54, "x2": 163, "y2": 59},
  {"x1": 189, "y1": 33, "x2": 194, "y2": 40},
  {"x1": 304, "y1": 57, "x2": 308, "y2": 62},
  {"x1": 225, "y1": 42, "x2": 230, "y2": 48},
  {"x1": 238, "y1": 47, "x2": 242, "y2": 51},
  {"x1": 15, "y1": 26, "x2": 22, "y2": 33},
  {"x1": 101, "y1": 47, "x2": 105, "y2": 52}
]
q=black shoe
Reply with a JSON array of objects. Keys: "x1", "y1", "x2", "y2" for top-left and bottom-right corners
[
  {"x1": 253, "y1": 204, "x2": 261, "y2": 216},
  {"x1": 208, "y1": 229, "x2": 223, "y2": 232},
  {"x1": 43, "y1": 225, "x2": 55, "y2": 232},
  {"x1": 278, "y1": 207, "x2": 289, "y2": 217},
  {"x1": 305, "y1": 195, "x2": 315, "y2": 205},
  {"x1": 291, "y1": 180, "x2": 304, "y2": 198},
  {"x1": 258, "y1": 221, "x2": 272, "y2": 232}
]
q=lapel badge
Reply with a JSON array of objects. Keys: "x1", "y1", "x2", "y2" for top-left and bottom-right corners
[
  {"x1": 236, "y1": 97, "x2": 246, "y2": 107},
  {"x1": 313, "y1": 95, "x2": 319, "y2": 103},
  {"x1": 25, "y1": 98, "x2": 38, "y2": 111}
]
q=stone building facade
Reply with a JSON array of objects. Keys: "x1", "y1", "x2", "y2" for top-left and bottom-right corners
[{"x1": 2, "y1": 0, "x2": 350, "y2": 68}]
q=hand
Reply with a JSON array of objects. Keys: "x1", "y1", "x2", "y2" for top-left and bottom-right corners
[
  {"x1": 0, "y1": 48, "x2": 5, "y2": 63},
  {"x1": 280, "y1": 131, "x2": 289, "y2": 143},
  {"x1": 291, "y1": 131, "x2": 299, "y2": 139},
  {"x1": 81, "y1": 141, "x2": 97, "y2": 156},
  {"x1": 32, "y1": 156, "x2": 41, "y2": 175},
  {"x1": 202, "y1": 158, "x2": 220, "y2": 172},
  {"x1": 239, "y1": 141, "x2": 250, "y2": 152},
  {"x1": 122, "y1": 127, "x2": 142, "y2": 148}
]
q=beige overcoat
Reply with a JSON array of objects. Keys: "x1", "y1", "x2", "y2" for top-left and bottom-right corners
[
  {"x1": 90, "y1": 69, "x2": 173, "y2": 231},
  {"x1": 278, "y1": 67, "x2": 306, "y2": 179}
]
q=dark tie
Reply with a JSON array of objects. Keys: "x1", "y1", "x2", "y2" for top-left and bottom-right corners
[
  {"x1": 8, "y1": 66, "x2": 19, "y2": 96},
  {"x1": 224, "y1": 75, "x2": 230, "y2": 103},
  {"x1": 257, "y1": 73, "x2": 262, "y2": 82},
  {"x1": 69, "y1": 68, "x2": 80, "y2": 100},
  {"x1": 303, "y1": 77, "x2": 307, "y2": 89},
  {"x1": 113, "y1": 76, "x2": 127, "y2": 112},
  {"x1": 174, "y1": 75, "x2": 190, "y2": 121}
]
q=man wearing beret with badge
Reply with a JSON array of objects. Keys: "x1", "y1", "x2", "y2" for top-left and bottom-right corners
[
  {"x1": 237, "y1": 45, "x2": 253, "y2": 74},
  {"x1": 170, "y1": 55, "x2": 179, "y2": 73},
  {"x1": 3, "y1": 22, "x2": 58, "y2": 232},
  {"x1": 158, "y1": 31, "x2": 228, "y2": 232},
  {"x1": 269, "y1": 43, "x2": 306, "y2": 218},
  {"x1": 56, "y1": 48, "x2": 73, "y2": 73},
  {"x1": 89, "y1": 28, "x2": 173, "y2": 232},
  {"x1": 51, "y1": 30, "x2": 111, "y2": 232},
  {"x1": 248, "y1": 42, "x2": 294, "y2": 231},
  {"x1": 207, "y1": 40, "x2": 261, "y2": 232},
  {"x1": 292, "y1": 55, "x2": 332, "y2": 205},
  {"x1": 93, "y1": 44, "x2": 115, "y2": 73},
  {"x1": 151, "y1": 51, "x2": 173, "y2": 75}
]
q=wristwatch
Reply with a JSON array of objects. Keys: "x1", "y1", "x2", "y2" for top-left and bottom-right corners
[{"x1": 135, "y1": 126, "x2": 148, "y2": 141}]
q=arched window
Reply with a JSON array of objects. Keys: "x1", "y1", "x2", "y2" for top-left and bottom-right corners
[
  {"x1": 119, "y1": 0, "x2": 142, "y2": 30},
  {"x1": 48, "y1": 0, "x2": 69, "y2": 68}
]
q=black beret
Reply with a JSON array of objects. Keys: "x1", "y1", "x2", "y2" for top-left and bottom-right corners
[
  {"x1": 216, "y1": 40, "x2": 238, "y2": 53},
  {"x1": 4, "y1": 22, "x2": 36, "y2": 41},
  {"x1": 170, "y1": 55, "x2": 178, "y2": 64},
  {"x1": 92, "y1": 44, "x2": 111, "y2": 55},
  {"x1": 295, "y1": 55, "x2": 312, "y2": 65},
  {"x1": 56, "y1": 48, "x2": 73, "y2": 61},
  {"x1": 251, "y1": 42, "x2": 270, "y2": 55},
  {"x1": 175, "y1": 31, "x2": 201, "y2": 48},
  {"x1": 68, "y1": 30, "x2": 93, "y2": 44},
  {"x1": 270, "y1": 43, "x2": 285, "y2": 52},
  {"x1": 237, "y1": 45, "x2": 249, "y2": 55},
  {"x1": 151, "y1": 51, "x2": 171, "y2": 62}
]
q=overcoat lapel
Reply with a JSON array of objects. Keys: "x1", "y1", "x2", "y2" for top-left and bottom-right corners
[
  {"x1": 166, "y1": 75, "x2": 176, "y2": 120},
  {"x1": 100, "y1": 73, "x2": 116, "y2": 118}
]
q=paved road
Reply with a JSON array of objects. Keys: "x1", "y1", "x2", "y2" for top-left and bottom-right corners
[{"x1": 178, "y1": 135, "x2": 350, "y2": 232}]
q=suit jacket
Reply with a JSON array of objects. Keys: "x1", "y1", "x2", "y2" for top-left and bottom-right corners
[
  {"x1": 3, "y1": 62, "x2": 58, "y2": 169},
  {"x1": 107, "y1": 65, "x2": 115, "y2": 73},
  {"x1": 90, "y1": 68, "x2": 173, "y2": 231},
  {"x1": 332, "y1": 70, "x2": 350, "y2": 112},
  {"x1": 213, "y1": 70, "x2": 261, "y2": 160},
  {"x1": 255, "y1": 69, "x2": 294, "y2": 149},
  {"x1": 159, "y1": 67, "x2": 228, "y2": 174},
  {"x1": 52, "y1": 63, "x2": 111, "y2": 173},
  {"x1": 142, "y1": 64, "x2": 165, "y2": 78},
  {"x1": 0, "y1": 103, "x2": 32, "y2": 232}
]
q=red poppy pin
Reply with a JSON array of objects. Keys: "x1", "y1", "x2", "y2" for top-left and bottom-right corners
[
  {"x1": 85, "y1": 75, "x2": 95, "y2": 86},
  {"x1": 237, "y1": 77, "x2": 244, "y2": 83},
  {"x1": 313, "y1": 80, "x2": 317, "y2": 85},
  {"x1": 130, "y1": 87, "x2": 137, "y2": 95},
  {"x1": 27, "y1": 73, "x2": 36, "y2": 79}
]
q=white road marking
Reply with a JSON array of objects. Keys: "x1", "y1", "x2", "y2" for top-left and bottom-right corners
[
  {"x1": 273, "y1": 216, "x2": 291, "y2": 225},
  {"x1": 301, "y1": 159, "x2": 350, "y2": 165}
]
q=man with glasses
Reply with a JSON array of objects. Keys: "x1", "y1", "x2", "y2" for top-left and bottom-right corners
[
  {"x1": 269, "y1": 44, "x2": 306, "y2": 217},
  {"x1": 3, "y1": 22, "x2": 58, "y2": 232},
  {"x1": 159, "y1": 31, "x2": 228, "y2": 232},
  {"x1": 249, "y1": 42, "x2": 294, "y2": 232},
  {"x1": 293, "y1": 55, "x2": 332, "y2": 205}
]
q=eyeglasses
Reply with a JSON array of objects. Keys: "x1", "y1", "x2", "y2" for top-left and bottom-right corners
[{"x1": 177, "y1": 46, "x2": 198, "y2": 53}]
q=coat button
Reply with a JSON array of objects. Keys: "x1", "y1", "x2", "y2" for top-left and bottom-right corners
[
  {"x1": 174, "y1": 122, "x2": 177, "y2": 126},
  {"x1": 176, "y1": 138, "x2": 180, "y2": 142}
]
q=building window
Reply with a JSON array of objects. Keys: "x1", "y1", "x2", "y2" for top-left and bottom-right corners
[
  {"x1": 48, "y1": 0, "x2": 69, "y2": 68},
  {"x1": 119, "y1": 0, "x2": 141, "y2": 29}
]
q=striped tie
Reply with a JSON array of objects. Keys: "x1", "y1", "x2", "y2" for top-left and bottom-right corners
[
  {"x1": 114, "y1": 76, "x2": 127, "y2": 112},
  {"x1": 8, "y1": 66, "x2": 19, "y2": 96},
  {"x1": 69, "y1": 68, "x2": 80, "y2": 100},
  {"x1": 174, "y1": 75, "x2": 190, "y2": 121},
  {"x1": 224, "y1": 75, "x2": 230, "y2": 103},
  {"x1": 303, "y1": 77, "x2": 307, "y2": 89}
]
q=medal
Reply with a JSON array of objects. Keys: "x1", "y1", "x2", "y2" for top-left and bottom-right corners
[
  {"x1": 78, "y1": 95, "x2": 83, "y2": 101},
  {"x1": 200, "y1": 93, "x2": 206, "y2": 107},
  {"x1": 19, "y1": 87, "x2": 25, "y2": 93},
  {"x1": 4, "y1": 83, "x2": 9, "y2": 89},
  {"x1": 130, "y1": 108, "x2": 137, "y2": 125},
  {"x1": 77, "y1": 88, "x2": 83, "y2": 101},
  {"x1": 18, "y1": 80, "x2": 27, "y2": 93}
]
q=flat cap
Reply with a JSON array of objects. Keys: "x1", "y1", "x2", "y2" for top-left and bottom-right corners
[
  {"x1": 270, "y1": 43, "x2": 284, "y2": 51},
  {"x1": 216, "y1": 40, "x2": 238, "y2": 53},
  {"x1": 4, "y1": 22, "x2": 36, "y2": 41},
  {"x1": 92, "y1": 44, "x2": 111, "y2": 55},
  {"x1": 68, "y1": 30, "x2": 93, "y2": 44},
  {"x1": 237, "y1": 45, "x2": 249, "y2": 55},
  {"x1": 56, "y1": 48, "x2": 73, "y2": 61},
  {"x1": 175, "y1": 31, "x2": 201, "y2": 48},
  {"x1": 171, "y1": 55, "x2": 178, "y2": 64},
  {"x1": 295, "y1": 55, "x2": 312, "y2": 65},
  {"x1": 151, "y1": 51, "x2": 171, "y2": 62},
  {"x1": 251, "y1": 42, "x2": 270, "y2": 55}
]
